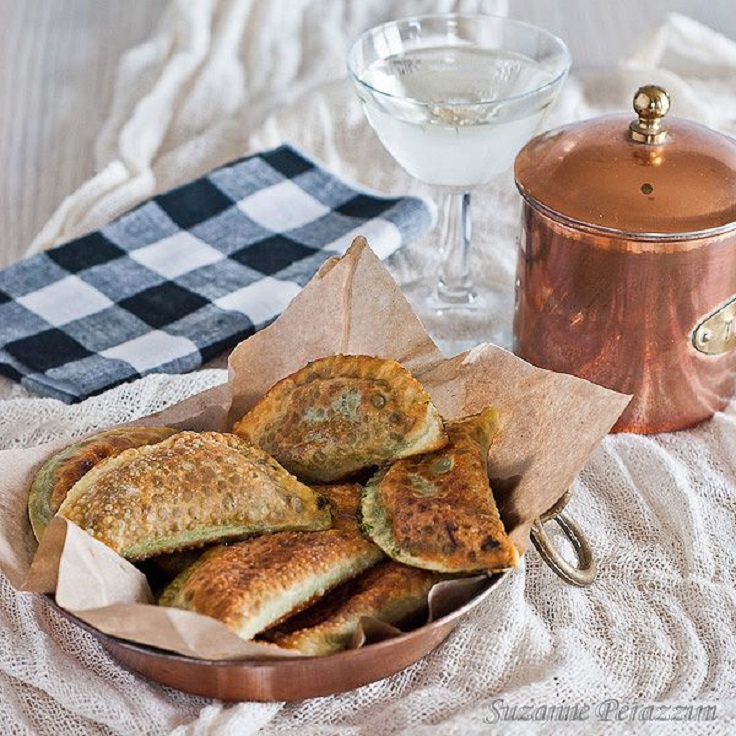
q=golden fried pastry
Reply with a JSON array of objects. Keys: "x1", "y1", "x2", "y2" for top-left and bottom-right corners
[
  {"x1": 262, "y1": 560, "x2": 440, "y2": 656},
  {"x1": 361, "y1": 407, "x2": 519, "y2": 574},
  {"x1": 28, "y1": 426, "x2": 177, "y2": 542},
  {"x1": 316, "y1": 482, "x2": 363, "y2": 531},
  {"x1": 57, "y1": 431, "x2": 331, "y2": 561},
  {"x1": 158, "y1": 482, "x2": 384, "y2": 641},
  {"x1": 232, "y1": 354, "x2": 447, "y2": 482}
]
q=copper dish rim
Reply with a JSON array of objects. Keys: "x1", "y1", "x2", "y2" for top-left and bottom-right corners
[{"x1": 44, "y1": 571, "x2": 508, "y2": 701}]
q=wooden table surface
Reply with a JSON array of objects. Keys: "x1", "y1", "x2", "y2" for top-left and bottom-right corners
[{"x1": 1, "y1": 0, "x2": 734, "y2": 269}]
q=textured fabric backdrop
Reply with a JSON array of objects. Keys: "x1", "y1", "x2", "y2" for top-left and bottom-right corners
[{"x1": 2, "y1": 1, "x2": 736, "y2": 734}]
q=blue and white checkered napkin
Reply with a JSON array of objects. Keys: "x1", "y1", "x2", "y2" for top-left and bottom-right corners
[{"x1": 0, "y1": 145, "x2": 433, "y2": 402}]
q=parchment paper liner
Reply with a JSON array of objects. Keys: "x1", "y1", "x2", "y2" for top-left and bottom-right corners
[{"x1": 0, "y1": 237, "x2": 630, "y2": 661}]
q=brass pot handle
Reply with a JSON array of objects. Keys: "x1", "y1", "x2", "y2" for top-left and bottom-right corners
[{"x1": 530, "y1": 488, "x2": 597, "y2": 587}]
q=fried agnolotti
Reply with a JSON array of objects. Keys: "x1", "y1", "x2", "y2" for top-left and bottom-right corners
[
  {"x1": 360, "y1": 408, "x2": 519, "y2": 574},
  {"x1": 158, "y1": 483, "x2": 385, "y2": 641},
  {"x1": 57, "y1": 431, "x2": 332, "y2": 561},
  {"x1": 232, "y1": 354, "x2": 447, "y2": 483},
  {"x1": 262, "y1": 560, "x2": 441, "y2": 656}
]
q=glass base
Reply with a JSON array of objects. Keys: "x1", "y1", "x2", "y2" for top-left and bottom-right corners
[{"x1": 401, "y1": 277, "x2": 509, "y2": 357}]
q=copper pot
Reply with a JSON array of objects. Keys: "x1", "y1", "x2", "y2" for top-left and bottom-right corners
[{"x1": 513, "y1": 85, "x2": 736, "y2": 433}]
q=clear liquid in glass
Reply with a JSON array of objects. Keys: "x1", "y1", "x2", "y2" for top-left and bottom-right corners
[{"x1": 357, "y1": 46, "x2": 558, "y2": 187}]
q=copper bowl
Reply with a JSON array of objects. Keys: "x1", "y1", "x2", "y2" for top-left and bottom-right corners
[
  {"x1": 49, "y1": 574, "x2": 505, "y2": 701},
  {"x1": 43, "y1": 492, "x2": 596, "y2": 700}
]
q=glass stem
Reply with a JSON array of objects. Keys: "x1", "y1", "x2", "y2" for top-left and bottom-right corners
[{"x1": 436, "y1": 190, "x2": 477, "y2": 305}]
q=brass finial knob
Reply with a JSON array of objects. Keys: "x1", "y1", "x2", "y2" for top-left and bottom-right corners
[{"x1": 629, "y1": 85, "x2": 670, "y2": 144}]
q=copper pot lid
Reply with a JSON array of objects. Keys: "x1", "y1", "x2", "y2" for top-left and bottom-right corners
[{"x1": 514, "y1": 85, "x2": 736, "y2": 239}]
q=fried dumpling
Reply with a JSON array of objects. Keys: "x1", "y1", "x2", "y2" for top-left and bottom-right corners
[
  {"x1": 28, "y1": 426, "x2": 178, "y2": 542},
  {"x1": 262, "y1": 560, "x2": 440, "y2": 656},
  {"x1": 158, "y1": 483, "x2": 384, "y2": 640},
  {"x1": 232, "y1": 354, "x2": 447, "y2": 482},
  {"x1": 57, "y1": 431, "x2": 332, "y2": 561},
  {"x1": 361, "y1": 408, "x2": 519, "y2": 574},
  {"x1": 317, "y1": 482, "x2": 364, "y2": 531}
]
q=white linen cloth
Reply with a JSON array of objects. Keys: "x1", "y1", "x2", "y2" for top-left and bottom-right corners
[{"x1": 2, "y1": 2, "x2": 736, "y2": 734}]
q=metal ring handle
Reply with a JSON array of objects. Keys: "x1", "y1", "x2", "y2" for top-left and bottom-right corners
[
  {"x1": 530, "y1": 507, "x2": 597, "y2": 587},
  {"x1": 539, "y1": 487, "x2": 574, "y2": 524}
]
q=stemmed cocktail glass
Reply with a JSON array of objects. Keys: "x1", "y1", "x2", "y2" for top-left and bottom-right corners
[{"x1": 347, "y1": 14, "x2": 570, "y2": 352}]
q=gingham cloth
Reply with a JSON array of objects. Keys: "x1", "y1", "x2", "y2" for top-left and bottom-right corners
[{"x1": 0, "y1": 145, "x2": 433, "y2": 402}]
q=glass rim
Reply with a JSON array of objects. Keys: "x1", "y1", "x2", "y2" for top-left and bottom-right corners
[{"x1": 346, "y1": 13, "x2": 572, "y2": 109}]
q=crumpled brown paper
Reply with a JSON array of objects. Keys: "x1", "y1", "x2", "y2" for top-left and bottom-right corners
[{"x1": 0, "y1": 237, "x2": 630, "y2": 661}]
